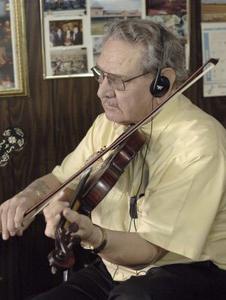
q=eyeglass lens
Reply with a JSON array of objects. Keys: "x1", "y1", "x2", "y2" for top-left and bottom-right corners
[{"x1": 91, "y1": 67, "x2": 125, "y2": 91}]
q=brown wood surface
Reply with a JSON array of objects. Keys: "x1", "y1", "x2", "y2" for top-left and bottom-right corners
[{"x1": 0, "y1": 1, "x2": 225, "y2": 299}]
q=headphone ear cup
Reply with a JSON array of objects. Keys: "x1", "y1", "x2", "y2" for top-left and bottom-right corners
[{"x1": 150, "y1": 74, "x2": 170, "y2": 97}]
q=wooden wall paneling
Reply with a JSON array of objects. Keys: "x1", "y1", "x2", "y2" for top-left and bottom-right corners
[
  {"x1": 0, "y1": 0, "x2": 102, "y2": 298},
  {"x1": 0, "y1": 0, "x2": 60, "y2": 298},
  {"x1": 51, "y1": 77, "x2": 102, "y2": 163},
  {"x1": 184, "y1": 0, "x2": 203, "y2": 109}
]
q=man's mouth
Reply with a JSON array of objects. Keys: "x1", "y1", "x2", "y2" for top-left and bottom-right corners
[{"x1": 102, "y1": 99, "x2": 118, "y2": 108}]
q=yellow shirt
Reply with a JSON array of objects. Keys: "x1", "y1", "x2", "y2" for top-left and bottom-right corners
[{"x1": 52, "y1": 94, "x2": 226, "y2": 281}]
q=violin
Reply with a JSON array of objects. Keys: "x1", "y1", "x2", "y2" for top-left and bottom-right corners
[
  {"x1": 0, "y1": 58, "x2": 219, "y2": 273},
  {"x1": 49, "y1": 130, "x2": 146, "y2": 273}
]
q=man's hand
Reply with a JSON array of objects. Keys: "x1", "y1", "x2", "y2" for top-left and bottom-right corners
[
  {"x1": 0, "y1": 173, "x2": 61, "y2": 240},
  {"x1": 0, "y1": 191, "x2": 35, "y2": 240},
  {"x1": 44, "y1": 191, "x2": 103, "y2": 248}
]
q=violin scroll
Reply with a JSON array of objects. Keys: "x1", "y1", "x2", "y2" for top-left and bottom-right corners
[{"x1": 48, "y1": 220, "x2": 80, "y2": 273}]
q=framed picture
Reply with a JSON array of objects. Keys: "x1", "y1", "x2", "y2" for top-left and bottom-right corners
[
  {"x1": 40, "y1": 0, "x2": 90, "y2": 79},
  {"x1": 40, "y1": 0, "x2": 145, "y2": 79},
  {"x1": 0, "y1": 0, "x2": 28, "y2": 97}
]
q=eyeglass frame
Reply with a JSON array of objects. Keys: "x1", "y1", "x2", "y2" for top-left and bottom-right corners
[{"x1": 91, "y1": 65, "x2": 151, "y2": 91}]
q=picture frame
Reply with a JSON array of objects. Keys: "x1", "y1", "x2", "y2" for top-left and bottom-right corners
[
  {"x1": 0, "y1": 0, "x2": 28, "y2": 97},
  {"x1": 40, "y1": 0, "x2": 145, "y2": 79},
  {"x1": 40, "y1": 0, "x2": 90, "y2": 79}
]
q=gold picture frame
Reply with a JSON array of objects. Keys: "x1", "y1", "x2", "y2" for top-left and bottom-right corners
[{"x1": 0, "y1": 0, "x2": 28, "y2": 97}]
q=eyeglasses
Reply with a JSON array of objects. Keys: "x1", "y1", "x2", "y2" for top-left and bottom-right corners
[{"x1": 91, "y1": 66, "x2": 151, "y2": 91}]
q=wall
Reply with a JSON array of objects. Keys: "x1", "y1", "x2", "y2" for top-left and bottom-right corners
[{"x1": 0, "y1": 1, "x2": 225, "y2": 299}]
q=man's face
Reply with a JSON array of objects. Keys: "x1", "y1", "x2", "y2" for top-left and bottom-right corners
[
  {"x1": 73, "y1": 27, "x2": 78, "y2": 33},
  {"x1": 96, "y1": 39, "x2": 154, "y2": 125}
]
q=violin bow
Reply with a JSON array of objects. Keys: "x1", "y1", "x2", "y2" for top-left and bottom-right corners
[{"x1": 21, "y1": 58, "x2": 219, "y2": 221}]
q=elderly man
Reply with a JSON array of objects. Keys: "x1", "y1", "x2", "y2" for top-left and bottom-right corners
[{"x1": 1, "y1": 19, "x2": 226, "y2": 300}]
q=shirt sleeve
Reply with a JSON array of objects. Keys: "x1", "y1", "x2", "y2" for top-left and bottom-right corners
[{"x1": 137, "y1": 151, "x2": 225, "y2": 260}]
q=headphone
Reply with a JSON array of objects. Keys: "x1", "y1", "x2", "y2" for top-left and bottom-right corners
[
  {"x1": 149, "y1": 26, "x2": 170, "y2": 98},
  {"x1": 149, "y1": 67, "x2": 170, "y2": 97}
]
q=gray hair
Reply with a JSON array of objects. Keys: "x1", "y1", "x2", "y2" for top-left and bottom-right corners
[{"x1": 103, "y1": 19, "x2": 188, "y2": 86}]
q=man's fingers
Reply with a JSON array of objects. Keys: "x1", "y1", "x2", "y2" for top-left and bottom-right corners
[
  {"x1": 16, "y1": 228, "x2": 24, "y2": 236},
  {"x1": 44, "y1": 214, "x2": 61, "y2": 238},
  {"x1": 43, "y1": 192, "x2": 71, "y2": 239},
  {"x1": 0, "y1": 207, "x2": 2, "y2": 233},
  {"x1": 44, "y1": 200, "x2": 69, "y2": 220},
  {"x1": 13, "y1": 201, "x2": 28, "y2": 230},
  {"x1": 1, "y1": 205, "x2": 10, "y2": 240},
  {"x1": 63, "y1": 208, "x2": 80, "y2": 224}
]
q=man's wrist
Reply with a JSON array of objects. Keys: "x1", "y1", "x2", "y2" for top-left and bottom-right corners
[
  {"x1": 21, "y1": 187, "x2": 41, "y2": 203},
  {"x1": 91, "y1": 225, "x2": 107, "y2": 254},
  {"x1": 82, "y1": 225, "x2": 108, "y2": 254}
]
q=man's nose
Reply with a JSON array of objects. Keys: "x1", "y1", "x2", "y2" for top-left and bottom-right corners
[{"x1": 97, "y1": 76, "x2": 114, "y2": 98}]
